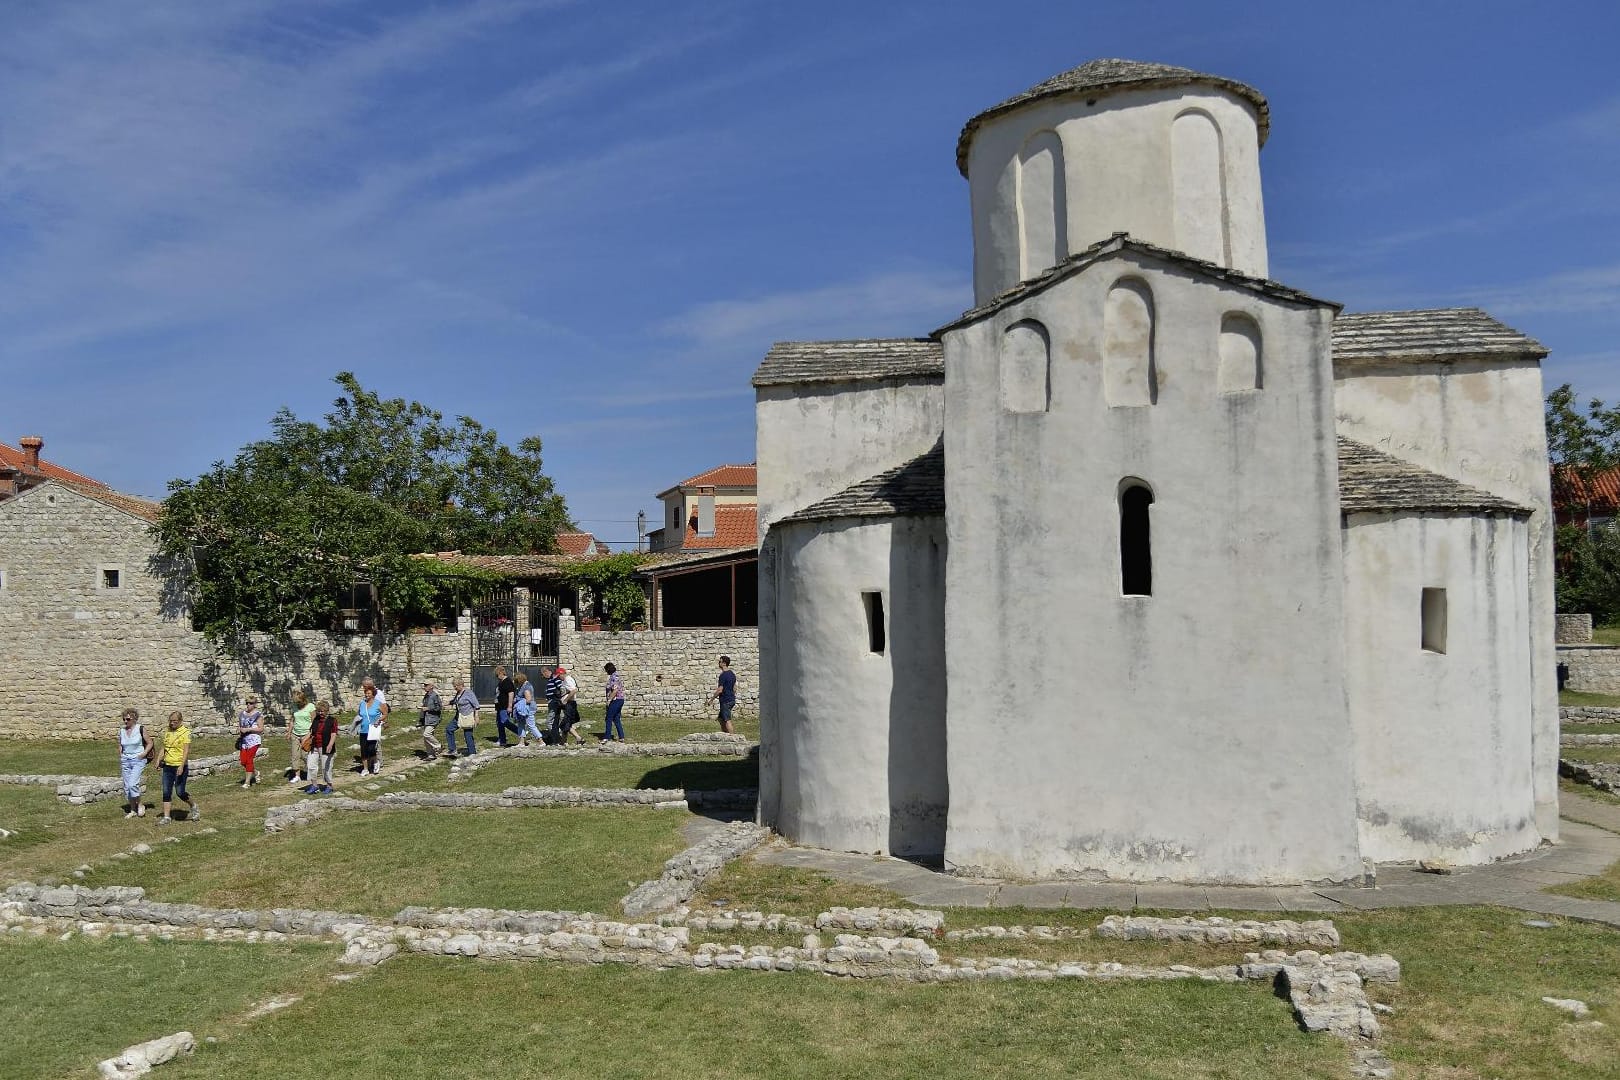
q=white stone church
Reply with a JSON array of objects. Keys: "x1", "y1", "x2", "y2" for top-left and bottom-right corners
[{"x1": 752, "y1": 59, "x2": 1558, "y2": 885}]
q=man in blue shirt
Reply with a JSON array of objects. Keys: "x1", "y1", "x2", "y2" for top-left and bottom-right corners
[{"x1": 706, "y1": 655, "x2": 737, "y2": 734}]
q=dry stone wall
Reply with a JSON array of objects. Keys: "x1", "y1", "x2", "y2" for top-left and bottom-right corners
[
  {"x1": 1557, "y1": 644, "x2": 1620, "y2": 694},
  {"x1": 557, "y1": 626, "x2": 758, "y2": 718},
  {"x1": 0, "y1": 484, "x2": 467, "y2": 737},
  {"x1": 1556, "y1": 614, "x2": 1594, "y2": 644}
]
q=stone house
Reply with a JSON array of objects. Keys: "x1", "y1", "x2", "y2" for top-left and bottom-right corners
[
  {"x1": 0, "y1": 435, "x2": 109, "y2": 502},
  {"x1": 0, "y1": 479, "x2": 465, "y2": 736},
  {"x1": 755, "y1": 59, "x2": 1556, "y2": 884}
]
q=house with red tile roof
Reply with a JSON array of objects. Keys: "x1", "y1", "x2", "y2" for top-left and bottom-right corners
[
  {"x1": 647, "y1": 463, "x2": 757, "y2": 553},
  {"x1": 638, "y1": 463, "x2": 758, "y2": 627},
  {"x1": 553, "y1": 529, "x2": 601, "y2": 556},
  {"x1": 0, "y1": 436, "x2": 110, "y2": 501}
]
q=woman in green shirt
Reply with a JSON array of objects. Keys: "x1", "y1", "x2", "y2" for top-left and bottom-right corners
[{"x1": 288, "y1": 690, "x2": 316, "y2": 785}]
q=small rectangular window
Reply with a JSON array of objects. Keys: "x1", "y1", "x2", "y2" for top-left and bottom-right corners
[
  {"x1": 102, "y1": 567, "x2": 121, "y2": 589},
  {"x1": 1421, "y1": 588, "x2": 1447, "y2": 654},
  {"x1": 863, "y1": 591, "x2": 886, "y2": 655}
]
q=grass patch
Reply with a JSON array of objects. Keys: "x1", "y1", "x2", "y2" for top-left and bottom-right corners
[
  {"x1": 1561, "y1": 689, "x2": 1620, "y2": 709},
  {"x1": 1565, "y1": 723, "x2": 1620, "y2": 735},
  {"x1": 451, "y1": 753, "x2": 757, "y2": 794},
  {"x1": 1547, "y1": 856, "x2": 1620, "y2": 903},
  {"x1": 0, "y1": 934, "x2": 335, "y2": 1078},
  {"x1": 154, "y1": 954, "x2": 1346, "y2": 1080},
  {"x1": 1561, "y1": 776, "x2": 1620, "y2": 808},
  {"x1": 1564, "y1": 747, "x2": 1620, "y2": 766},
  {"x1": 696, "y1": 856, "x2": 912, "y2": 914},
  {"x1": 1590, "y1": 625, "x2": 1620, "y2": 647},
  {"x1": 109, "y1": 805, "x2": 687, "y2": 916},
  {"x1": 1332, "y1": 907, "x2": 1620, "y2": 1078},
  {"x1": 0, "y1": 735, "x2": 239, "y2": 777},
  {"x1": 567, "y1": 701, "x2": 759, "y2": 743}
]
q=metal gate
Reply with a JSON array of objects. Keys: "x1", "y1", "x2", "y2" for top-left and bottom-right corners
[{"x1": 469, "y1": 587, "x2": 559, "y2": 704}]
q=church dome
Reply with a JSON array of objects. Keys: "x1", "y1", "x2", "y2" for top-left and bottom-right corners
[{"x1": 956, "y1": 58, "x2": 1270, "y2": 177}]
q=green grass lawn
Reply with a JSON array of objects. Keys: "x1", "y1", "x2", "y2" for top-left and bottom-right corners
[
  {"x1": 0, "y1": 934, "x2": 336, "y2": 1079},
  {"x1": 156, "y1": 955, "x2": 1345, "y2": 1080},
  {"x1": 0, "y1": 734, "x2": 239, "y2": 776},
  {"x1": 1564, "y1": 723, "x2": 1620, "y2": 735},
  {"x1": 449, "y1": 753, "x2": 757, "y2": 794},
  {"x1": 106, "y1": 804, "x2": 688, "y2": 916},
  {"x1": 1590, "y1": 625, "x2": 1620, "y2": 646},
  {"x1": 1561, "y1": 689, "x2": 1620, "y2": 709}
]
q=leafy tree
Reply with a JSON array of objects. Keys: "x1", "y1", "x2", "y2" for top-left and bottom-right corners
[
  {"x1": 560, "y1": 553, "x2": 648, "y2": 630},
  {"x1": 1547, "y1": 384, "x2": 1620, "y2": 620},
  {"x1": 1546, "y1": 382, "x2": 1620, "y2": 530},
  {"x1": 156, "y1": 373, "x2": 569, "y2": 643}
]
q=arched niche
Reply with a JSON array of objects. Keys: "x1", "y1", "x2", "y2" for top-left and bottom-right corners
[
  {"x1": 1217, "y1": 312, "x2": 1262, "y2": 393},
  {"x1": 1171, "y1": 109, "x2": 1229, "y2": 266},
  {"x1": 1000, "y1": 319, "x2": 1050, "y2": 414},
  {"x1": 1017, "y1": 130, "x2": 1067, "y2": 281},
  {"x1": 1118, "y1": 479, "x2": 1154, "y2": 597},
  {"x1": 1103, "y1": 278, "x2": 1156, "y2": 407}
]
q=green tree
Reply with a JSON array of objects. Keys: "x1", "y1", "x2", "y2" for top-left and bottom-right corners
[
  {"x1": 156, "y1": 373, "x2": 569, "y2": 643},
  {"x1": 1546, "y1": 382, "x2": 1620, "y2": 530},
  {"x1": 560, "y1": 553, "x2": 648, "y2": 631},
  {"x1": 1547, "y1": 383, "x2": 1620, "y2": 620}
]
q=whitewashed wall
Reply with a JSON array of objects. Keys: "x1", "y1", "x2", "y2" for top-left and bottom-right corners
[{"x1": 1342, "y1": 512, "x2": 1537, "y2": 864}]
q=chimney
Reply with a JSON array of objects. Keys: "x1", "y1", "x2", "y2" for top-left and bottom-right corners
[
  {"x1": 696, "y1": 487, "x2": 716, "y2": 537},
  {"x1": 18, "y1": 436, "x2": 42, "y2": 470}
]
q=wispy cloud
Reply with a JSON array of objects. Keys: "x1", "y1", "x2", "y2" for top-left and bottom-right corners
[
  {"x1": 660, "y1": 269, "x2": 968, "y2": 347},
  {"x1": 1462, "y1": 263, "x2": 1620, "y2": 318}
]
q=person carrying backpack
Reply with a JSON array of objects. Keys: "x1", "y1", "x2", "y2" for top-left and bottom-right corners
[{"x1": 115, "y1": 708, "x2": 156, "y2": 818}]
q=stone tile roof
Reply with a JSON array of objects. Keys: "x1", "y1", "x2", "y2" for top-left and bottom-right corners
[
  {"x1": 957, "y1": 58, "x2": 1270, "y2": 176},
  {"x1": 1337, "y1": 438, "x2": 1530, "y2": 516},
  {"x1": 778, "y1": 441, "x2": 946, "y2": 525},
  {"x1": 774, "y1": 439, "x2": 1526, "y2": 525},
  {"x1": 751, "y1": 339, "x2": 944, "y2": 388},
  {"x1": 1332, "y1": 308, "x2": 1548, "y2": 363},
  {"x1": 936, "y1": 234, "x2": 1334, "y2": 336},
  {"x1": 53, "y1": 479, "x2": 162, "y2": 523}
]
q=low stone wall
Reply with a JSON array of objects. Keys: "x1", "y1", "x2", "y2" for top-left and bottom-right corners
[
  {"x1": 263, "y1": 786, "x2": 758, "y2": 832},
  {"x1": 1095, "y1": 915, "x2": 1340, "y2": 948},
  {"x1": 621, "y1": 820, "x2": 770, "y2": 917},
  {"x1": 557, "y1": 627, "x2": 758, "y2": 719},
  {"x1": 1556, "y1": 613, "x2": 1594, "y2": 644},
  {"x1": 1561, "y1": 706, "x2": 1620, "y2": 725},
  {"x1": 1561, "y1": 758, "x2": 1620, "y2": 796},
  {"x1": 1557, "y1": 644, "x2": 1620, "y2": 694},
  {"x1": 444, "y1": 735, "x2": 755, "y2": 783},
  {"x1": 56, "y1": 748, "x2": 264, "y2": 804},
  {"x1": 0, "y1": 629, "x2": 466, "y2": 739},
  {"x1": 1563, "y1": 733, "x2": 1620, "y2": 747}
]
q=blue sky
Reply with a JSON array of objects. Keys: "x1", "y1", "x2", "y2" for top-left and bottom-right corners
[{"x1": 2, "y1": 0, "x2": 1617, "y2": 546}]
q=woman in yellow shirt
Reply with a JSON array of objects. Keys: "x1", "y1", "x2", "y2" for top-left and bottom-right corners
[{"x1": 158, "y1": 711, "x2": 199, "y2": 824}]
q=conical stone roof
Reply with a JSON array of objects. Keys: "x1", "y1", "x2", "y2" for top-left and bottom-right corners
[{"x1": 956, "y1": 58, "x2": 1270, "y2": 176}]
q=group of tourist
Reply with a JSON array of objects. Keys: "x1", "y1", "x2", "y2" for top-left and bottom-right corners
[{"x1": 114, "y1": 656, "x2": 741, "y2": 816}]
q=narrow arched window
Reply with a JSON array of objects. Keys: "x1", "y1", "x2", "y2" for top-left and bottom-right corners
[
  {"x1": 1119, "y1": 481, "x2": 1154, "y2": 596},
  {"x1": 1017, "y1": 130, "x2": 1066, "y2": 280}
]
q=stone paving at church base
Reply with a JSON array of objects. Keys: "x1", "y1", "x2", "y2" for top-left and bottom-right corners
[{"x1": 755, "y1": 794, "x2": 1620, "y2": 928}]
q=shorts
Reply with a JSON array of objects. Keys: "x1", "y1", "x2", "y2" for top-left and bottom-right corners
[
  {"x1": 717, "y1": 702, "x2": 734, "y2": 723},
  {"x1": 238, "y1": 746, "x2": 258, "y2": 771}
]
